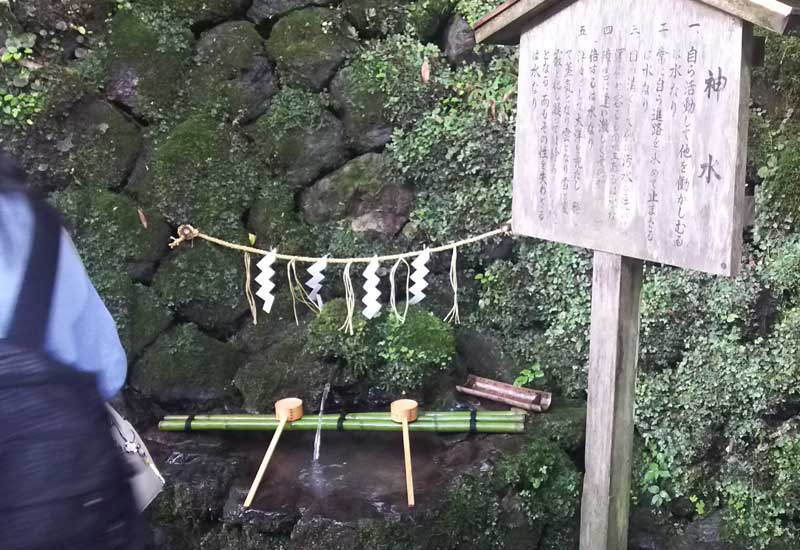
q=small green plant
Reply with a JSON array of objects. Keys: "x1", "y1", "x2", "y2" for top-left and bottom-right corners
[
  {"x1": 689, "y1": 494, "x2": 706, "y2": 517},
  {"x1": 642, "y1": 449, "x2": 671, "y2": 508},
  {"x1": 514, "y1": 362, "x2": 544, "y2": 387},
  {"x1": 474, "y1": 272, "x2": 496, "y2": 286},
  {"x1": 0, "y1": 33, "x2": 43, "y2": 125}
]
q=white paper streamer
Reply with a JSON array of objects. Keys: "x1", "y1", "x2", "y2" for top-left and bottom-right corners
[
  {"x1": 409, "y1": 249, "x2": 430, "y2": 305},
  {"x1": 306, "y1": 257, "x2": 327, "y2": 309},
  {"x1": 362, "y1": 258, "x2": 382, "y2": 319},
  {"x1": 255, "y1": 249, "x2": 277, "y2": 313}
]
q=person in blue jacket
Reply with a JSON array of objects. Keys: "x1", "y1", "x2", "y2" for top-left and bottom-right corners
[{"x1": 0, "y1": 154, "x2": 142, "y2": 550}]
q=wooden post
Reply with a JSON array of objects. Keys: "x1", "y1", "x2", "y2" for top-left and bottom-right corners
[{"x1": 580, "y1": 252, "x2": 643, "y2": 550}]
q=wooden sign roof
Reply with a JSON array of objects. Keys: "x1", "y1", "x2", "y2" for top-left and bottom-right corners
[{"x1": 475, "y1": 0, "x2": 800, "y2": 43}]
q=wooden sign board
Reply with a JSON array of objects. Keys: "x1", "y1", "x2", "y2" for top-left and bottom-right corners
[{"x1": 512, "y1": 0, "x2": 751, "y2": 276}]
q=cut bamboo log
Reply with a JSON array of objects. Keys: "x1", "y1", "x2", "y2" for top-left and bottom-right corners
[
  {"x1": 456, "y1": 375, "x2": 552, "y2": 412},
  {"x1": 391, "y1": 400, "x2": 418, "y2": 508},
  {"x1": 243, "y1": 398, "x2": 303, "y2": 508}
]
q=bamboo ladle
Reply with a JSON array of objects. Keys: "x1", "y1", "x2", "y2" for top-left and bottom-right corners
[
  {"x1": 243, "y1": 397, "x2": 303, "y2": 508},
  {"x1": 391, "y1": 399, "x2": 418, "y2": 508}
]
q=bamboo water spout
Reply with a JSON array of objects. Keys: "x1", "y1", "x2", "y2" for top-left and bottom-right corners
[
  {"x1": 391, "y1": 399, "x2": 418, "y2": 508},
  {"x1": 243, "y1": 398, "x2": 303, "y2": 508}
]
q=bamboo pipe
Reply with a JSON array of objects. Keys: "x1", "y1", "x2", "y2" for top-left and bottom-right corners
[
  {"x1": 158, "y1": 418, "x2": 525, "y2": 433},
  {"x1": 163, "y1": 411, "x2": 524, "y2": 421},
  {"x1": 243, "y1": 398, "x2": 303, "y2": 508},
  {"x1": 391, "y1": 399, "x2": 418, "y2": 508}
]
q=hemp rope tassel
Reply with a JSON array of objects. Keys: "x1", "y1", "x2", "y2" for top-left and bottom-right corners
[
  {"x1": 287, "y1": 260, "x2": 321, "y2": 325},
  {"x1": 244, "y1": 252, "x2": 258, "y2": 325},
  {"x1": 390, "y1": 258, "x2": 411, "y2": 324},
  {"x1": 444, "y1": 248, "x2": 460, "y2": 325},
  {"x1": 340, "y1": 261, "x2": 356, "y2": 335}
]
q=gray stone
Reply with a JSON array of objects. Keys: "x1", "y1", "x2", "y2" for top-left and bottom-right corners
[
  {"x1": 667, "y1": 513, "x2": 727, "y2": 550},
  {"x1": 330, "y1": 66, "x2": 393, "y2": 153},
  {"x1": 247, "y1": 0, "x2": 335, "y2": 24},
  {"x1": 443, "y1": 14, "x2": 476, "y2": 65},
  {"x1": 299, "y1": 153, "x2": 413, "y2": 237},
  {"x1": 189, "y1": 21, "x2": 277, "y2": 122},
  {"x1": 223, "y1": 487, "x2": 300, "y2": 534},
  {"x1": 265, "y1": 8, "x2": 359, "y2": 91},
  {"x1": 289, "y1": 516, "x2": 358, "y2": 550}
]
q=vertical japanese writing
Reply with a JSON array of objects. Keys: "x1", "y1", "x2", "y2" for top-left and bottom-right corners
[
  {"x1": 561, "y1": 50, "x2": 573, "y2": 214},
  {"x1": 674, "y1": 45, "x2": 697, "y2": 247},
  {"x1": 596, "y1": 48, "x2": 611, "y2": 192},
  {"x1": 572, "y1": 49, "x2": 586, "y2": 214},
  {"x1": 646, "y1": 52, "x2": 666, "y2": 242},
  {"x1": 530, "y1": 49, "x2": 540, "y2": 110},
  {"x1": 587, "y1": 48, "x2": 598, "y2": 150},
  {"x1": 537, "y1": 50, "x2": 551, "y2": 221},
  {"x1": 608, "y1": 48, "x2": 624, "y2": 223},
  {"x1": 621, "y1": 48, "x2": 638, "y2": 223},
  {"x1": 551, "y1": 49, "x2": 563, "y2": 181}
]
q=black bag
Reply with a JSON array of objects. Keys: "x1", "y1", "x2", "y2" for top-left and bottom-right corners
[{"x1": 0, "y1": 195, "x2": 143, "y2": 550}]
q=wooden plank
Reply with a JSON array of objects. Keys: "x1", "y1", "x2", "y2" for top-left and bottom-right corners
[
  {"x1": 579, "y1": 252, "x2": 643, "y2": 550},
  {"x1": 474, "y1": 0, "x2": 571, "y2": 44},
  {"x1": 512, "y1": 0, "x2": 750, "y2": 276},
  {"x1": 474, "y1": 0, "x2": 798, "y2": 43}
]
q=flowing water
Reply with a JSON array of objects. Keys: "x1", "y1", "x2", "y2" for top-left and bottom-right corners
[{"x1": 312, "y1": 383, "x2": 331, "y2": 462}]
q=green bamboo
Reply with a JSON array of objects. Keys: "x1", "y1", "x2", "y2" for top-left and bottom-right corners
[
  {"x1": 158, "y1": 418, "x2": 524, "y2": 433},
  {"x1": 163, "y1": 411, "x2": 524, "y2": 422}
]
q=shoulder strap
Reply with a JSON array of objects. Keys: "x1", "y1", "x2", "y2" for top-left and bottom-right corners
[{"x1": 7, "y1": 195, "x2": 62, "y2": 349}]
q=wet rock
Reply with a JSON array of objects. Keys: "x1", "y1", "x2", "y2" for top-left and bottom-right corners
[
  {"x1": 456, "y1": 330, "x2": 521, "y2": 383},
  {"x1": 130, "y1": 324, "x2": 243, "y2": 408},
  {"x1": 300, "y1": 153, "x2": 413, "y2": 237},
  {"x1": 105, "y1": 12, "x2": 192, "y2": 119},
  {"x1": 148, "y1": 440, "x2": 244, "y2": 529},
  {"x1": 11, "y1": 0, "x2": 110, "y2": 34},
  {"x1": 329, "y1": 65, "x2": 392, "y2": 153},
  {"x1": 153, "y1": 241, "x2": 249, "y2": 333},
  {"x1": 289, "y1": 516, "x2": 358, "y2": 550},
  {"x1": 527, "y1": 399, "x2": 587, "y2": 455},
  {"x1": 223, "y1": 486, "x2": 300, "y2": 534},
  {"x1": 667, "y1": 512, "x2": 727, "y2": 550},
  {"x1": 248, "y1": 88, "x2": 346, "y2": 188},
  {"x1": 628, "y1": 506, "x2": 671, "y2": 550},
  {"x1": 500, "y1": 493, "x2": 543, "y2": 550},
  {"x1": 234, "y1": 337, "x2": 332, "y2": 413},
  {"x1": 265, "y1": 8, "x2": 359, "y2": 91},
  {"x1": 247, "y1": 0, "x2": 335, "y2": 25},
  {"x1": 442, "y1": 14, "x2": 475, "y2": 65},
  {"x1": 188, "y1": 21, "x2": 277, "y2": 122}
]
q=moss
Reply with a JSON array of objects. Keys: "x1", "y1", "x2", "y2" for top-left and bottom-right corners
[
  {"x1": 247, "y1": 180, "x2": 313, "y2": 252},
  {"x1": 299, "y1": 152, "x2": 391, "y2": 224},
  {"x1": 53, "y1": 188, "x2": 167, "y2": 278},
  {"x1": 199, "y1": 527, "x2": 289, "y2": 550},
  {"x1": 234, "y1": 336, "x2": 332, "y2": 412},
  {"x1": 105, "y1": 11, "x2": 192, "y2": 120},
  {"x1": 248, "y1": 87, "x2": 346, "y2": 188},
  {"x1": 526, "y1": 399, "x2": 586, "y2": 455},
  {"x1": 760, "y1": 33, "x2": 800, "y2": 110},
  {"x1": 429, "y1": 475, "x2": 503, "y2": 550},
  {"x1": 185, "y1": 21, "x2": 275, "y2": 122},
  {"x1": 374, "y1": 308, "x2": 456, "y2": 393},
  {"x1": 137, "y1": 0, "x2": 246, "y2": 26},
  {"x1": 346, "y1": 34, "x2": 450, "y2": 126},
  {"x1": 153, "y1": 241, "x2": 248, "y2": 331},
  {"x1": 130, "y1": 323, "x2": 242, "y2": 406},
  {"x1": 329, "y1": 62, "x2": 392, "y2": 152},
  {"x1": 66, "y1": 99, "x2": 142, "y2": 189},
  {"x1": 308, "y1": 298, "x2": 378, "y2": 378},
  {"x1": 343, "y1": 0, "x2": 452, "y2": 40},
  {"x1": 265, "y1": 7, "x2": 359, "y2": 91},
  {"x1": 137, "y1": 115, "x2": 259, "y2": 239}
]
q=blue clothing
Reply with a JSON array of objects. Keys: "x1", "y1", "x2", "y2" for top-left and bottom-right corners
[{"x1": 0, "y1": 190, "x2": 127, "y2": 399}]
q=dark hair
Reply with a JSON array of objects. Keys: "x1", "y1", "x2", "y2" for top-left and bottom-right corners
[{"x1": 0, "y1": 150, "x2": 27, "y2": 192}]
